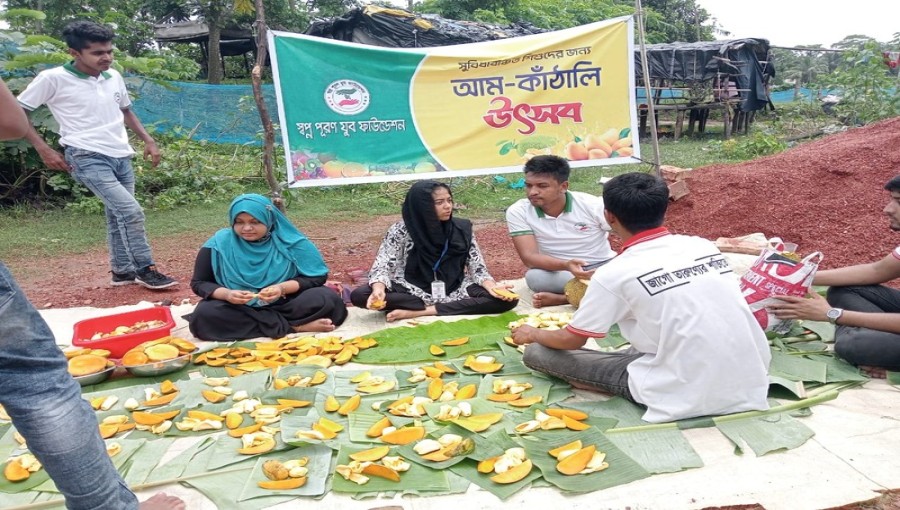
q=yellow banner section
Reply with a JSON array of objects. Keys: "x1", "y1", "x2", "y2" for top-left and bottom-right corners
[{"x1": 411, "y1": 16, "x2": 638, "y2": 171}]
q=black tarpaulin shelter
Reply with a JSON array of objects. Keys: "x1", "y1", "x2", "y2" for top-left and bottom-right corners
[
  {"x1": 305, "y1": 5, "x2": 546, "y2": 47},
  {"x1": 154, "y1": 21, "x2": 255, "y2": 56},
  {"x1": 636, "y1": 38, "x2": 775, "y2": 112}
]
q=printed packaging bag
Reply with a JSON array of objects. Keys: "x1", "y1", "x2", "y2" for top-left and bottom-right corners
[{"x1": 739, "y1": 238, "x2": 822, "y2": 333}]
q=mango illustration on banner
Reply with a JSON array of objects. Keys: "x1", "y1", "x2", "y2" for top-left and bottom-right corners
[
  {"x1": 291, "y1": 150, "x2": 442, "y2": 181},
  {"x1": 497, "y1": 128, "x2": 633, "y2": 163},
  {"x1": 564, "y1": 128, "x2": 633, "y2": 161}
]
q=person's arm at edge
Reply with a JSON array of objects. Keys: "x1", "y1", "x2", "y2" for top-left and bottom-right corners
[
  {"x1": 511, "y1": 234, "x2": 589, "y2": 277},
  {"x1": 122, "y1": 107, "x2": 160, "y2": 168},
  {"x1": 190, "y1": 247, "x2": 223, "y2": 299},
  {"x1": 511, "y1": 323, "x2": 589, "y2": 350},
  {"x1": 0, "y1": 81, "x2": 28, "y2": 140},
  {"x1": 813, "y1": 253, "x2": 900, "y2": 287}
]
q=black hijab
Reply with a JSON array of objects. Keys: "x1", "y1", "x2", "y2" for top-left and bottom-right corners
[{"x1": 402, "y1": 180, "x2": 473, "y2": 295}]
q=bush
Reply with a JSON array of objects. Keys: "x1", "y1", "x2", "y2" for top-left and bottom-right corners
[{"x1": 719, "y1": 130, "x2": 787, "y2": 160}]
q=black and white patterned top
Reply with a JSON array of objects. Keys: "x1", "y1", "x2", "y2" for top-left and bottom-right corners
[{"x1": 368, "y1": 221, "x2": 494, "y2": 305}]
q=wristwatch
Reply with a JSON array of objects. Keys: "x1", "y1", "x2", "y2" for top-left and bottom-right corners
[{"x1": 826, "y1": 307, "x2": 844, "y2": 324}]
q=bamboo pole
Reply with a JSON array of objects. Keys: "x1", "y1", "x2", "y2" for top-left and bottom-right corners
[
  {"x1": 251, "y1": 0, "x2": 285, "y2": 213},
  {"x1": 634, "y1": 0, "x2": 662, "y2": 177}
]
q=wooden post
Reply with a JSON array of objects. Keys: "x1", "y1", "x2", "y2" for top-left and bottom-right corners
[
  {"x1": 251, "y1": 0, "x2": 284, "y2": 213},
  {"x1": 634, "y1": 0, "x2": 661, "y2": 176}
]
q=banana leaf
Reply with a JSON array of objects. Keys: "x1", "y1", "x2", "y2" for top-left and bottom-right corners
[
  {"x1": 121, "y1": 437, "x2": 176, "y2": 485},
  {"x1": 144, "y1": 436, "x2": 216, "y2": 483},
  {"x1": 259, "y1": 386, "x2": 319, "y2": 413},
  {"x1": 452, "y1": 351, "x2": 530, "y2": 377},
  {"x1": 568, "y1": 398, "x2": 703, "y2": 474},
  {"x1": 352, "y1": 312, "x2": 521, "y2": 364},
  {"x1": 333, "y1": 368, "x2": 399, "y2": 397},
  {"x1": 804, "y1": 354, "x2": 868, "y2": 384},
  {"x1": 347, "y1": 409, "x2": 416, "y2": 444},
  {"x1": 715, "y1": 402, "x2": 815, "y2": 456},
  {"x1": 270, "y1": 365, "x2": 335, "y2": 394},
  {"x1": 888, "y1": 371, "x2": 900, "y2": 386},
  {"x1": 523, "y1": 428, "x2": 650, "y2": 492},
  {"x1": 546, "y1": 382, "x2": 575, "y2": 404},
  {"x1": 282, "y1": 408, "x2": 347, "y2": 450},
  {"x1": 476, "y1": 373, "x2": 553, "y2": 411},
  {"x1": 447, "y1": 428, "x2": 542, "y2": 500},
  {"x1": 396, "y1": 422, "x2": 505, "y2": 470},
  {"x1": 408, "y1": 373, "x2": 482, "y2": 400},
  {"x1": 423, "y1": 398, "x2": 513, "y2": 435},
  {"x1": 769, "y1": 350, "x2": 828, "y2": 383},
  {"x1": 79, "y1": 366, "x2": 194, "y2": 392},
  {"x1": 799, "y1": 320, "x2": 835, "y2": 343},
  {"x1": 768, "y1": 375, "x2": 807, "y2": 399},
  {"x1": 181, "y1": 441, "x2": 295, "y2": 510},
  {"x1": 0, "y1": 490, "x2": 42, "y2": 506},
  {"x1": 331, "y1": 444, "x2": 450, "y2": 494},
  {"x1": 206, "y1": 429, "x2": 295, "y2": 470},
  {"x1": 170, "y1": 369, "x2": 271, "y2": 409},
  {"x1": 80, "y1": 384, "x2": 154, "y2": 414},
  {"x1": 238, "y1": 443, "x2": 332, "y2": 500},
  {"x1": 594, "y1": 325, "x2": 630, "y2": 349}
]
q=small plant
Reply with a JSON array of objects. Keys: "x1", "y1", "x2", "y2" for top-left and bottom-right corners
[{"x1": 720, "y1": 131, "x2": 787, "y2": 160}]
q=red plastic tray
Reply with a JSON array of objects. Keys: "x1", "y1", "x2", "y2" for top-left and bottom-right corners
[{"x1": 71, "y1": 306, "x2": 175, "y2": 359}]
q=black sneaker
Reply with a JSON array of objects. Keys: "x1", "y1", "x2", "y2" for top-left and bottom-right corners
[
  {"x1": 135, "y1": 265, "x2": 178, "y2": 290},
  {"x1": 110, "y1": 270, "x2": 136, "y2": 286}
]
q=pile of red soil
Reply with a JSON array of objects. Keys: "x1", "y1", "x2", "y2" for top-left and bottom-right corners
[{"x1": 667, "y1": 116, "x2": 900, "y2": 269}]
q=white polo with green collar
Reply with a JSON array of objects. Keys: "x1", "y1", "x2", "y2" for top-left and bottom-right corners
[
  {"x1": 506, "y1": 190, "x2": 614, "y2": 263},
  {"x1": 17, "y1": 62, "x2": 134, "y2": 158}
]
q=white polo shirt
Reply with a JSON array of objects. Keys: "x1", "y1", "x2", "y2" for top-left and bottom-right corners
[
  {"x1": 506, "y1": 191, "x2": 614, "y2": 263},
  {"x1": 18, "y1": 62, "x2": 134, "y2": 158},
  {"x1": 567, "y1": 227, "x2": 771, "y2": 423}
]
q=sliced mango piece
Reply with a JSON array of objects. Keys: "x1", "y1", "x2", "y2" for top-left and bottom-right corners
[
  {"x1": 381, "y1": 426, "x2": 425, "y2": 445},
  {"x1": 441, "y1": 336, "x2": 469, "y2": 346},
  {"x1": 366, "y1": 416, "x2": 392, "y2": 438},
  {"x1": 490, "y1": 459, "x2": 532, "y2": 484},
  {"x1": 4, "y1": 460, "x2": 30, "y2": 482},
  {"x1": 349, "y1": 445, "x2": 391, "y2": 462},
  {"x1": 549, "y1": 440, "x2": 583, "y2": 458},
  {"x1": 546, "y1": 408, "x2": 589, "y2": 421},
  {"x1": 337, "y1": 394, "x2": 361, "y2": 416},
  {"x1": 324, "y1": 395, "x2": 340, "y2": 413},
  {"x1": 429, "y1": 345, "x2": 445, "y2": 356},
  {"x1": 562, "y1": 415, "x2": 591, "y2": 431},
  {"x1": 258, "y1": 477, "x2": 306, "y2": 490},
  {"x1": 201, "y1": 390, "x2": 227, "y2": 404},
  {"x1": 556, "y1": 445, "x2": 596, "y2": 475}
]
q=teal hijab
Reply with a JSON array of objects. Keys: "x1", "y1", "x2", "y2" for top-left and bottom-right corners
[{"x1": 203, "y1": 194, "x2": 328, "y2": 306}]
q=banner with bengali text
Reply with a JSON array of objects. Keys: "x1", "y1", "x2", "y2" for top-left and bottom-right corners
[{"x1": 269, "y1": 16, "x2": 639, "y2": 187}]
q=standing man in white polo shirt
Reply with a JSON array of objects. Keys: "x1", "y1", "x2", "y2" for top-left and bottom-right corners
[
  {"x1": 506, "y1": 155, "x2": 615, "y2": 308},
  {"x1": 18, "y1": 20, "x2": 177, "y2": 290},
  {"x1": 512, "y1": 172, "x2": 771, "y2": 423}
]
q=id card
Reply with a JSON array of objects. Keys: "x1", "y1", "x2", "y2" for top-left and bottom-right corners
[{"x1": 431, "y1": 280, "x2": 446, "y2": 299}]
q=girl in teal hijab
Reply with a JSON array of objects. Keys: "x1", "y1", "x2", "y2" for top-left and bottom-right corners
[
  {"x1": 188, "y1": 194, "x2": 347, "y2": 341},
  {"x1": 204, "y1": 194, "x2": 328, "y2": 305}
]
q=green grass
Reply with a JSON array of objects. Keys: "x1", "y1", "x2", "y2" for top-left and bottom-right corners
[{"x1": 0, "y1": 134, "x2": 738, "y2": 261}]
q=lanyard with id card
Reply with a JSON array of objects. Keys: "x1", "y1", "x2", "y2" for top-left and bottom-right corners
[{"x1": 431, "y1": 237, "x2": 450, "y2": 299}]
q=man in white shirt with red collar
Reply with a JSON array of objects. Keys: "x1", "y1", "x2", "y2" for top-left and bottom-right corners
[
  {"x1": 771, "y1": 175, "x2": 900, "y2": 376},
  {"x1": 18, "y1": 20, "x2": 176, "y2": 290},
  {"x1": 512, "y1": 172, "x2": 771, "y2": 423},
  {"x1": 506, "y1": 155, "x2": 615, "y2": 308}
]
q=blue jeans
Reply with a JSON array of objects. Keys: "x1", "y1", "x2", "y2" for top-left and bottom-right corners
[
  {"x1": 65, "y1": 147, "x2": 154, "y2": 273},
  {"x1": 0, "y1": 261, "x2": 138, "y2": 509}
]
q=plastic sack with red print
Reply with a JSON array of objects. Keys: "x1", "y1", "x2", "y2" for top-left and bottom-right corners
[{"x1": 738, "y1": 238, "x2": 823, "y2": 334}]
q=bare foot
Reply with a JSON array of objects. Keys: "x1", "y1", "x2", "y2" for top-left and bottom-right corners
[
  {"x1": 139, "y1": 493, "x2": 186, "y2": 510},
  {"x1": 292, "y1": 318, "x2": 336, "y2": 332},
  {"x1": 532, "y1": 292, "x2": 569, "y2": 308},
  {"x1": 386, "y1": 308, "x2": 435, "y2": 322},
  {"x1": 859, "y1": 365, "x2": 887, "y2": 379}
]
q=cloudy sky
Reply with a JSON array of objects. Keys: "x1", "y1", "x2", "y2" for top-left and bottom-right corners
[{"x1": 695, "y1": 0, "x2": 899, "y2": 47}]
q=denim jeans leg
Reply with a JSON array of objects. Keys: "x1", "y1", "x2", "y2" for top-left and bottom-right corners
[
  {"x1": 66, "y1": 148, "x2": 154, "y2": 272},
  {"x1": 523, "y1": 343, "x2": 640, "y2": 401},
  {"x1": 0, "y1": 262, "x2": 138, "y2": 510}
]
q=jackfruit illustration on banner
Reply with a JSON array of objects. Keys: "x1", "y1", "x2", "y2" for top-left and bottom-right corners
[{"x1": 268, "y1": 15, "x2": 640, "y2": 187}]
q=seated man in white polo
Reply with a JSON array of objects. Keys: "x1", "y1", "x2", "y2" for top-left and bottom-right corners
[
  {"x1": 506, "y1": 155, "x2": 615, "y2": 308},
  {"x1": 511, "y1": 172, "x2": 771, "y2": 423}
]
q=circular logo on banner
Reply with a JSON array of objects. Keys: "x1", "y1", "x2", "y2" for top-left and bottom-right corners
[{"x1": 324, "y1": 80, "x2": 370, "y2": 115}]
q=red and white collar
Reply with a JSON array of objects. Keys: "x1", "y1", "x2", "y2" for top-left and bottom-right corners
[{"x1": 620, "y1": 227, "x2": 670, "y2": 252}]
